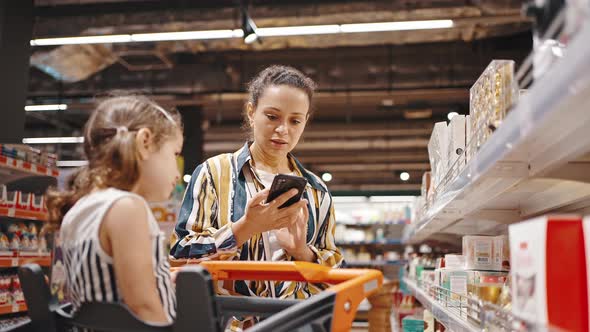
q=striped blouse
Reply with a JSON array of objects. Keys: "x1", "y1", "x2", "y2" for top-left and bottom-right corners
[
  {"x1": 60, "y1": 188, "x2": 176, "y2": 322},
  {"x1": 170, "y1": 143, "x2": 343, "y2": 330}
]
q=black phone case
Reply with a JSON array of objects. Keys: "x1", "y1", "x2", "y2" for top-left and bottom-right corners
[{"x1": 266, "y1": 174, "x2": 308, "y2": 209}]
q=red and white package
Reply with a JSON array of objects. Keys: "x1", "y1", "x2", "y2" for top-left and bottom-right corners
[
  {"x1": 29, "y1": 194, "x2": 44, "y2": 212},
  {"x1": 16, "y1": 192, "x2": 31, "y2": 210},
  {"x1": 509, "y1": 215, "x2": 588, "y2": 332}
]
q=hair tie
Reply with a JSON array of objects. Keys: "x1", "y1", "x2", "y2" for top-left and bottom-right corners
[{"x1": 116, "y1": 126, "x2": 128, "y2": 135}]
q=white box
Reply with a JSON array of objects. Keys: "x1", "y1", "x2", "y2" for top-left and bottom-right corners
[
  {"x1": 447, "y1": 115, "x2": 466, "y2": 178},
  {"x1": 427, "y1": 121, "x2": 449, "y2": 192},
  {"x1": 510, "y1": 215, "x2": 588, "y2": 332},
  {"x1": 462, "y1": 235, "x2": 502, "y2": 271}
]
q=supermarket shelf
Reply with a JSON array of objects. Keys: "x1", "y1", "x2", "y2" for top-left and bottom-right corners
[
  {"x1": 403, "y1": 278, "x2": 478, "y2": 332},
  {"x1": 0, "y1": 207, "x2": 47, "y2": 222},
  {"x1": 0, "y1": 254, "x2": 52, "y2": 268},
  {"x1": 0, "y1": 317, "x2": 30, "y2": 332},
  {"x1": 0, "y1": 304, "x2": 26, "y2": 315},
  {"x1": 0, "y1": 155, "x2": 58, "y2": 185},
  {"x1": 403, "y1": 23, "x2": 590, "y2": 244}
]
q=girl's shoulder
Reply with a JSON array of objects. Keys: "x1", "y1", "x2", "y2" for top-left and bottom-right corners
[{"x1": 62, "y1": 188, "x2": 149, "y2": 228}]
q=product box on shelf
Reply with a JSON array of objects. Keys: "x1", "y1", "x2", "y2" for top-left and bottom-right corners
[
  {"x1": 1, "y1": 191, "x2": 17, "y2": 209},
  {"x1": 462, "y1": 235, "x2": 503, "y2": 271},
  {"x1": 494, "y1": 235, "x2": 510, "y2": 270},
  {"x1": 440, "y1": 268, "x2": 468, "y2": 304},
  {"x1": 447, "y1": 114, "x2": 466, "y2": 178},
  {"x1": 469, "y1": 60, "x2": 516, "y2": 159},
  {"x1": 427, "y1": 121, "x2": 449, "y2": 193},
  {"x1": 509, "y1": 215, "x2": 588, "y2": 332},
  {"x1": 444, "y1": 254, "x2": 465, "y2": 269},
  {"x1": 15, "y1": 193, "x2": 31, "y2": 210},
  {"x1": 29, "y1": 194, "x2": 45, "y2": 212}
]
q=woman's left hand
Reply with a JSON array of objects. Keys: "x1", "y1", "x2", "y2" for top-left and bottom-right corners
[{"x1": 275, "y1": 199, "x2": 315, "y2": 261}]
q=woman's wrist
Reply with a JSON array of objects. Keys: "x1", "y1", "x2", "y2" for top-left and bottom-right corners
[
  {"x1": 232, "y1": 216, "x2": 255, "y2": 247},
  {"x1": 290, "y1": 245, "x2": 316, "y2": 262}
]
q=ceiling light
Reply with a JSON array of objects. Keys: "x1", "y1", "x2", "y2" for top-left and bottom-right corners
[
  {"x1": 24, "y1": 104, "x2": 68, "y2": 112},
  {"x1": 258, "y1": 25, "x2": 340, "y2": 37},
  {"x1": 30, "y1": 19, "x2": 454, "y2": 46},
  {"x1": 400, "y1": 172, "x2": 410, "y2": 181},
  {"x1": 30, "y1": 34, "x2": 132, "y2": 46},
  {"x1": 340, "y1": 20, "x2": 454, "y2": 33},
  {"x1": 242, "y1": 9, "x2": 259, "y2": 44},
  {"x1": 447, "y1": 111, "x2": 459, "y2": 120},
  {"x1": 132, "y1": 29, "x2": 243, "y2": 42},
  {"x1": 321, "y1": 172, "x2": 333, "y2": 182},
  {"x1": 57, "y1": 160, "x2": 88, "y2": 167},
  {"x1": 22, "y1": 136, "x2": 84, "y2": 144},
  {"x1": 183, "y1": 174, "x2": 192, "y2": 183}
]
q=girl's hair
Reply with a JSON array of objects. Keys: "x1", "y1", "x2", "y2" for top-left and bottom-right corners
[
  {"x1": 46, "y1": 95, "x2": 183, "y2": 226},
  {"x1": 243, "y1": 65, "x2": 317, "y2": 132}
]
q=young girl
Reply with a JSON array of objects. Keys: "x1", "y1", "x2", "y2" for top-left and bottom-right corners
[{"x1": 46, "y1": 95, "x2": 183, "y2": 324}]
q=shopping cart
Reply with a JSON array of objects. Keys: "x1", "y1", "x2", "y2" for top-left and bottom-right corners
[
  {"x1": 18, "y1": 261, "x2": 382, "y2": 332},
  {"x1": 171, "y1": 260, "x2": 384, "y2": 332}
]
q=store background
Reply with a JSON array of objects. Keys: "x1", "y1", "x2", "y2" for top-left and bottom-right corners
[{"x1": 1, "y1": 0, "x2": 589, "y2": 331}]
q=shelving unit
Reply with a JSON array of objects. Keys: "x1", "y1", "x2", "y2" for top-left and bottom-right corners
[
  {"x1": 0, "y1": 150, "x2": 59, "y2": 323},
  {"x1": 0, "y1": 303, "x2": 27, "y2": 315},
  {"x1": 0, "y1": 255, "x2": 51, "y2": 268},
  {"x1": 403, "y1": 278, "x2": 477, "y2": 332},
  {"x1": 0, "y1": 155, "x2": 58, "y2": 183},
  {"x1": 0, "y1": 207, "x2": 47, "y2": 222},
  {"x1": 403, "y1": 23, "x2": 590, "y2": 244}
]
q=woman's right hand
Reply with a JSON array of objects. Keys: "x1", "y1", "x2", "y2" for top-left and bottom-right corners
[{"x1": 244, "y1": 188, "x2": 307, "y2": 234}]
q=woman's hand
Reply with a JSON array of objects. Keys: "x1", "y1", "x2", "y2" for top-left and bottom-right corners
[
  {"x1": 232, "y1": 188, "x2": 307, "y2": 246},
  {"x1": 275, "y1": 201, "x2": 316, "y2": 262}
]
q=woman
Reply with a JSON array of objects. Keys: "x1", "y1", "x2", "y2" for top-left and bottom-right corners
[{"x1": 170, "y1": 65, "x2": 342, "y2": 330}]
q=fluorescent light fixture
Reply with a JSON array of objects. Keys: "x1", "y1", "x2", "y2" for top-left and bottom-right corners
[
  {"x1": 321, "y1": 172, "x2": 333, "y2": 182},
  {"x1": 30, "y1": 34, "x2": 132, "y2": 46},
  {"x1": 23, "y1": 136, "x2": 84, "y2": 144},
  {"x1": 30, "y1": 19, "x2": 454, "y2": 46},
  {"x1": 132, "y1": 29, "x2": 243, "y2": 42},
  {"x1": 244, "y1": 33, "x2": 259, "y2": 44},
  {"x1": 242, "y1": 9, "x2": 260, "y2": 45},
  {"x1": 400, "y1": 171, "x2": 410, "y2": 181},
  {"x1": 258, "y1": 25, "x2": 340, "y2": 37},
  {"x1": 340, "y1": 19, "x2": 454, "y2": 33},
  {"x1": 57, "y1": 160, "x2": 88, "y2": 167},
  {"x1": 183, "y1": 174, "x2": 192, "y2": 183},
  {"x1": 447, "y1": 111, "x2": 459, "y2": 120},
  {"x1": 24, "y1": 104, "x2": 68, "y2": 112}
]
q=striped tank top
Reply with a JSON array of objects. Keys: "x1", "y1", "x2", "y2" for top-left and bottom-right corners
[{"x1": 59, "y1": 188, "x2": 176, "y2": 322}]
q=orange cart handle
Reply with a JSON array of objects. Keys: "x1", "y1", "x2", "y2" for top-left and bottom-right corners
[{"x1": 171, "y1": 260, "x2": 375, "y2": 284}]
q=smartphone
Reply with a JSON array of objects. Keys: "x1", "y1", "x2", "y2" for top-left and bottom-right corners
[{"x1": 266, "y1": 174, "x2": 308, "y2": 209}]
